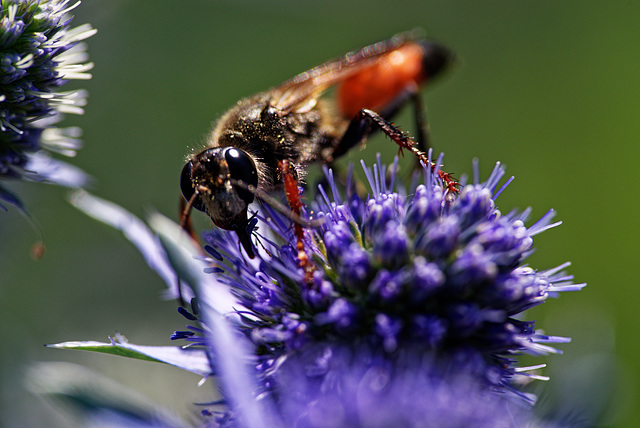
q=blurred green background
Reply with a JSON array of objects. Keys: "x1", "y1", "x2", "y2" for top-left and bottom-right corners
[{"x1": 1, "y1": 1, "x2": 638, "y2": 426}]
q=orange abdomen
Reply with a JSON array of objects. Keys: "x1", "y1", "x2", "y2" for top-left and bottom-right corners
[{"x1": 337, "y1": 41, "x2": 449, "y2": 119}]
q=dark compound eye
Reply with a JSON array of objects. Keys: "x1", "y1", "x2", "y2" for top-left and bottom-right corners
[
  {"x1": 224, "y1": 148, "x2": 258, "y2": 204},
  {"x1": 180, "y1": 161, "x2": 206, "y2": 212}
]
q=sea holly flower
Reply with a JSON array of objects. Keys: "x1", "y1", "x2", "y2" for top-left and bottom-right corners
[
  {"x1": 190, "y1": 156, "x2": 584, "y2": 421},
  {"x1": 0, "y1": 0, "x2": 95, "y2": 210},
  {"x1": 54, "y1": 154, "x2": 584, "y2": 427}
]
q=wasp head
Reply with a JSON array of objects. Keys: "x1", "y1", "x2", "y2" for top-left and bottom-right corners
[{"x1": 180, "y1": 147, "x2": 259, "y2": 257}]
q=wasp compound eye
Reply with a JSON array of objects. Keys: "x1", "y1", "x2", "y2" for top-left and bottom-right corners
[
  {"x1": 180, "y1": 161, "x2": 206, "y2": 212},
  {"x1": 224, "y1": 148, "x2": 258, "y2": 205}
]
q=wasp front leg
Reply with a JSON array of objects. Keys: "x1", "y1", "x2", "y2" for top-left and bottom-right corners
[{"x1": 279, "y1": 160, "x2": 315, "y2": 285}]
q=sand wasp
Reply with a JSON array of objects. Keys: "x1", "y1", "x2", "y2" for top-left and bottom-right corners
[{"x1": 180, "y1": 32, "x2": 455, "y2": 257}]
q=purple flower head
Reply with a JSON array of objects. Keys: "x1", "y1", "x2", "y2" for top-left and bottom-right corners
[
  {"x1": 0, "y1": 0, "x2": 95, "y2": 209},
  {"x1": 176, "y1": 154, "x2": 585, "y2": 424}
]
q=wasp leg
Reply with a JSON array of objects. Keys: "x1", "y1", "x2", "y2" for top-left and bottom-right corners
[
  {"x1": 374, "y1": 85, "x2": 431, "y2": 157},
  {"x1": 179, "y1": 194, "x2": 201, "y2": 243},
  {"x1": 410, "y1": 91, "x2": 430, "y2": 157},
  {"x1": 279, "y1": 160, "x2": 315, "y2": 285},
  {"x1": 322, "y1": 86, "x2": 430, "y2": 187},
  {"x1": 331, "y1": 108, "x2": 458, "y2": 194},
  {"x1": 175, "y1": 194, "x2": 200, "y2": 307},
  {"x1": 331, "y1": 108, "x2": 418, "y2": 160}
]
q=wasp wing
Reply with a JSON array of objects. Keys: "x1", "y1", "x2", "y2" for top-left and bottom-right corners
[{"x1": 269, "y1": 32, "x2": 416, "y2": 114}]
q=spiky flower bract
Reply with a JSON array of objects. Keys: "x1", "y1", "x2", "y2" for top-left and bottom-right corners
[{"x1": 0, "y1": 0, "x2": 95, "y2": 209}]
